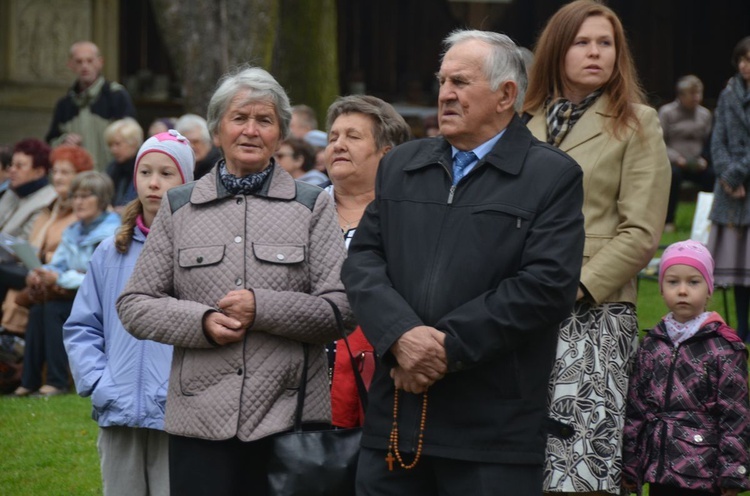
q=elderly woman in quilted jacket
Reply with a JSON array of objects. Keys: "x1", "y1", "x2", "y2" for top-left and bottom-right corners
[
  {"x1": 116, "y1": 66, "x2": 354, "y2": 496},
  {"x1": 622, "y1": 241, "x2": 750, "y2": 496}
]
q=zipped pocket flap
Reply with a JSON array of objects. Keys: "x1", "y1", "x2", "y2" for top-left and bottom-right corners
[
  {"x1": 470, "y1": 204, "x2": 533, "y2": 220},
  {"x1": 252, "y1": 243, "x2": 306, "y2": 264},
  {"x1": 178, "y1": 245, "x2": 225, "y2": 268}
]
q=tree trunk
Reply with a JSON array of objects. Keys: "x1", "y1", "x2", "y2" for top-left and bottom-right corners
[
  {"x1": 149, "y1": 0, "x2": 338, "y2": 125},
  {"x1": 149, "y1": 0, "x2": 280, "y2": 116},
  {"x1": 273, "y1": 0, "x2": 340, "y2": 130}
]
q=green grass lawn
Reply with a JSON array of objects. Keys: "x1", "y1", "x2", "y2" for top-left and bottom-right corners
[
  {"x1": 0, "y1": 394, "x2": 101, "y2": 495},
  {"x1": 0, "y1": 201, "x2": 746, "y2": 495}
]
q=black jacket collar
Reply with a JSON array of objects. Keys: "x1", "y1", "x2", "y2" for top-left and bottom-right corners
[{"x1": 403, "y1": 114, "x2": 532, "y2": 177}]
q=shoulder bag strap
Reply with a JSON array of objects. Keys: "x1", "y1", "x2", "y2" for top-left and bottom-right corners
[
  {"x1": 323, "y1": 299, "x2": 368, "y2": 411},
  {"x1": 293, "y1": 342, "x2": 310, "y2": 432}
]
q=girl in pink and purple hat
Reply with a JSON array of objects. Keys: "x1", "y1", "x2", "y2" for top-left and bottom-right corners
[
  {"x1": 622, "y1": 240, "x2": 750, "y2": 496},
  {"x1": 63, "y1": 130, "x2": 194, "y2": 496}
]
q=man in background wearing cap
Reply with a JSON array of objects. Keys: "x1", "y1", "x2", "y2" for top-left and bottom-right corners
[{"x1": 303, "y1": 129, "x2": 330, "y2": 176}]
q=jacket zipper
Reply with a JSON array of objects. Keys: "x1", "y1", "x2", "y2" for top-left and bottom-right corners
[
  {"x1": 411, "y1": 162, "x2": 453, "y2": 448},
  {"x1": 421, "y1": 162, "x2": 454, "y2": 316},
  {"x1": 135, "y1": 341, "x2": 146, "y2": 422}
]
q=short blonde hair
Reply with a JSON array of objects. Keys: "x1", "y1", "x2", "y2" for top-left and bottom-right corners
[{"x1": 104, "y1": 117, "x2": 144, "y2": 149}]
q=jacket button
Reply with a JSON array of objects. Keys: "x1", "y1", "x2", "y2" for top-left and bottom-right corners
[
  {"x1": 237, "y1": 368, "x2": 243, "y2": 376},
  {"x1": 196, "y1": 256, "x2": 203, "y2": 263},
  {"x1": 693, "y1": 434, "x2": 703, "y2": 443},
  {"x1": 234, "y1": 236, "x2": 242, "y2": 243},
  {"x1": 739, "y1": 466, "x2": 747, "y2": 475},
  {"x1": 454, "y1": 361, "x2": 464, "y2": 370},
  {"x1": 276, "y1": 253, "x2": 285, "y2": 261},
  {"x1": 235, "y1": 278, "x2": 243, "y2": 286}
]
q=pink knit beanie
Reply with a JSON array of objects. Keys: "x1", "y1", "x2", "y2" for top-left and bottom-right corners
[
  {"x1": 133, "y1": 129, "x2": 195, "y2": 189},
  {"x1": 658, "y1": 240, "x2": 715, "y2": 294}
]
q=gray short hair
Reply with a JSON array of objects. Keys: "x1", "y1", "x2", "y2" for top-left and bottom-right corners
[
  {"x1": 326, "y1": 95, "x2": 411, "y2": 150},
  {"x1": 70, "y1": 171, "x2": 114, "y2": 211},
  {"x1": 206, "y1": 66, "x2": 292, "y2": 139},
  {"x1": 175, "y1": 114, "x2": 212, "y2": 144},
  {"x1": 443, "y1": 29, "x2": 528, "y2": 112},
  {"x1": 676, "y1": 75, "x2": 703, "y2": 95}
]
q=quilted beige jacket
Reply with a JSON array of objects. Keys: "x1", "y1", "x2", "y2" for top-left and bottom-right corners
[{"x1": 116, "y1": 164, "x2": 353, "y2": 442}]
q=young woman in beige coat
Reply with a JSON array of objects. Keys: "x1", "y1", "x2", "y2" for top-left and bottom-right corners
[{"x1": 522, "y1": 1, "x2": 670, "y2": 494}]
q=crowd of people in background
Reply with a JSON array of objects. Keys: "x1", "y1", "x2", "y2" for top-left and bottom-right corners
[{"x1": 2, "y1": 1, "x2": 750, "y2": 495}]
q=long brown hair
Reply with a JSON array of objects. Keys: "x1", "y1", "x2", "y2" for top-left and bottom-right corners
[
  {"x1": 523, "y1": 0, "x2": 646, "y2": 138},
  {"x1": 114, "y1": 199, "x2": 142, "y2": 254}
]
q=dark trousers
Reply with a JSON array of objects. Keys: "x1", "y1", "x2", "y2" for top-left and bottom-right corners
[
  {"x1": 0, "y1": 262, "x2": 29, "y2": 321},
  {"x1": 20, "y1": 300, "x2": 73, "y2": 390},
  {"x1": 356, "y1": 447, "x2": 542, "y2": 496},
  {"x1": 648, "y1": 482, "x2": 717, "y2": 495},
  {"x1": 666, "y1": 163, "x2": 715, "y2": 223},
  {"x1": 168, "y1": 434, "x2": 272, "y2": 496}
]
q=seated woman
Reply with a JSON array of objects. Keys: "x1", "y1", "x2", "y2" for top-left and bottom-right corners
[
  {"x1": 1, "y1": 145, "x2": 94, "y2": 336},
  {"x1": 659, "y1": 75, "x2": 714, "y2": 232},
  {"x1": 105, "y1": 117, "x2": 143, "y2": 212},
  {"x1": 0, "y1": 139, "x2": 56, "y2": 239},
  {"x1": 14, "y1": 171, "x2": 120, "y2": 397},
  {"x1": 0, "y1": 139, "x2": 56, "y2": 320}
]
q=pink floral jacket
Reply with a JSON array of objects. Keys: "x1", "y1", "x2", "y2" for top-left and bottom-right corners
[{"x1": 623, "y1": 313, "x2": 750, "y2": 494}]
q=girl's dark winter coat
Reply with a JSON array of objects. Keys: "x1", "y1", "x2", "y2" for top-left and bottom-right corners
[{"x1": 622, "y1": 313, "x2": 750, "y2": 494}]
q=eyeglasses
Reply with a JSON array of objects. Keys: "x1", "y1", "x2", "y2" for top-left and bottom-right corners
[{"x1": 71, "y1": 192, "x2": 95, "y2": 200}]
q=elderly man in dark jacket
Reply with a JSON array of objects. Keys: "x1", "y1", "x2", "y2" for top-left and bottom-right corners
[{"x1": 342, "y1": 29, "x2": 585, "y2": 495}]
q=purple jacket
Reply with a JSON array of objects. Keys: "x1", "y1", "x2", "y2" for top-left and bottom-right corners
[{"x1": 623, "y1": 313, "x2": 750, "y2": 493}]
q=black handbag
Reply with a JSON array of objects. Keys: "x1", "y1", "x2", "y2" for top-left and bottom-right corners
[{"x1": 267, "y1": 301, "x2": 368, "y2": 496}]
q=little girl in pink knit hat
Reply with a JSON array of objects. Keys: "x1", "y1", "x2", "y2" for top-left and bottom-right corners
[{"x1": 622, "y1": 240, "x2": 750, "y2": 496}]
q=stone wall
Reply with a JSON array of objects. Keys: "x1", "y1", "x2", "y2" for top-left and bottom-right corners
[{"x1": 0, "y1": 0, "x2": 119, "y2": 144}]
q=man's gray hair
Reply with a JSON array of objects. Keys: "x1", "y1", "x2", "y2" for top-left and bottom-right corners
[
  {"x1": 206, "y1": 66, "x2": 292, "y2": 139},
  {"x1": 443, "y1": 30, "x2": 528, "y2": 112},
  {"x1": 175, "y1": 114, "x2": 212, "y2": 144},
  {"x1": 676, "y1": 74, "x2": 703, "y2": 95}
]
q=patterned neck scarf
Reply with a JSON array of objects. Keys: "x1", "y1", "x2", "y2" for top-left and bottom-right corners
[
  {"x1": 663, "y1": 311, "x2": 711, "y2": 346},
  {"x1": 219, "y1": 160, "x2": 273, "y2": 195},
  {"x1": 545, "y1": 89, "x2": 603, "y2": 147}
]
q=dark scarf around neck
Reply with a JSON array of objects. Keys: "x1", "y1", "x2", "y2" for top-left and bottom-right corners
[
  {"x1": 13, "y1": 176, "x2": 49, "y2": 198},
  {"x1": 219, "y1": 160, "x2": 273, "y2": 195}
]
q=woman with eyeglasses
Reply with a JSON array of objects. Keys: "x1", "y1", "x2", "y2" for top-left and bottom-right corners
[
  {"x1": 2, "y1": 145, "x2": 94, "y2": 341},
  {"x1": 275, "y1": 136, "x2": 330, "y2": 187},
  {"x1": 15, "y1": 171, "x2": 119, "y2": 397}
]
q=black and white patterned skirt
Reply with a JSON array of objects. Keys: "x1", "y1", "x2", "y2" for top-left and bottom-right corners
[{"x1": 543, "y1": 302, "x2": 639, "y2": 494}]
